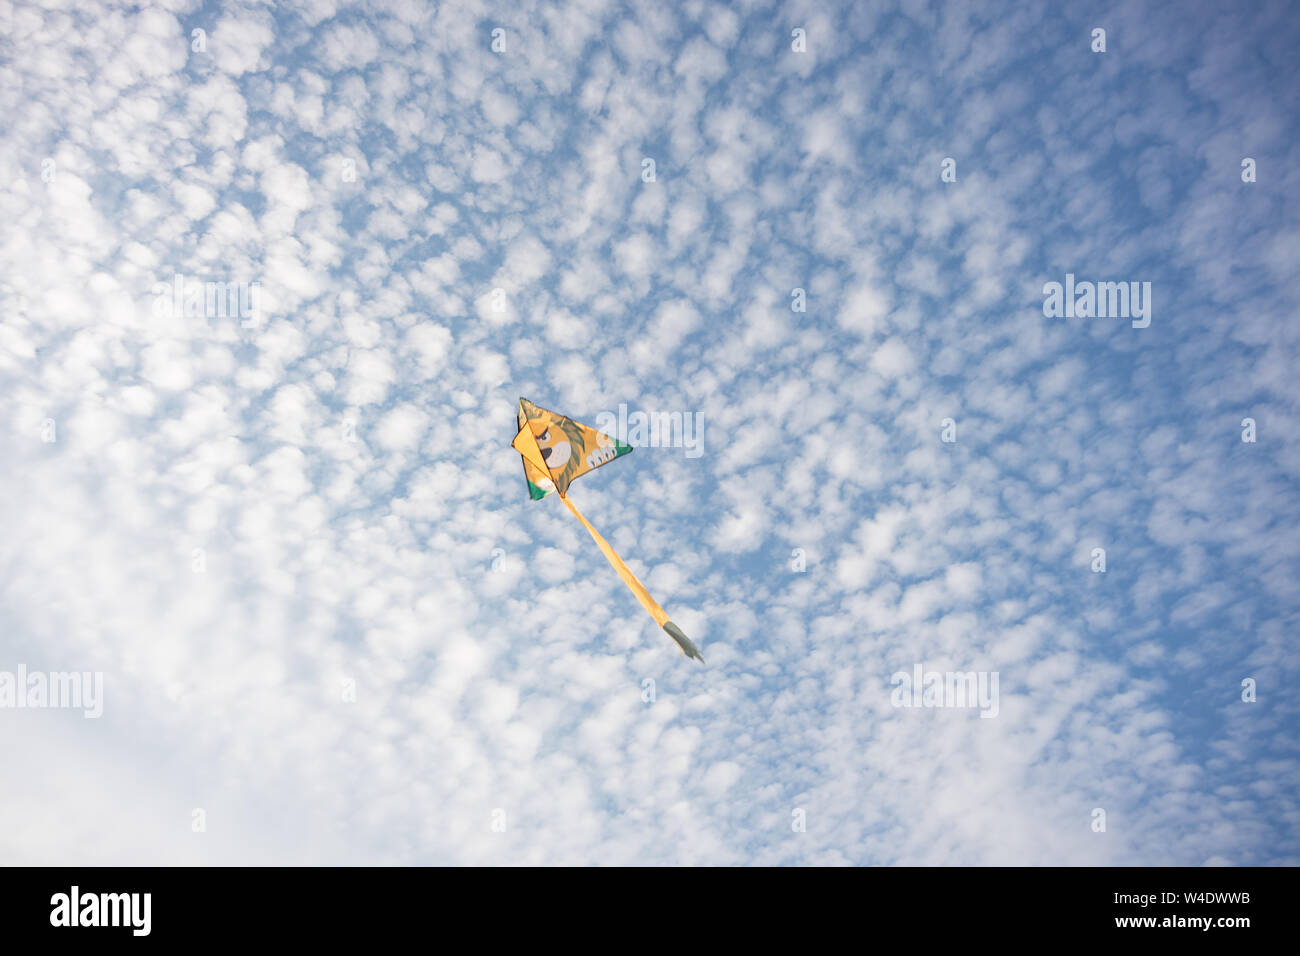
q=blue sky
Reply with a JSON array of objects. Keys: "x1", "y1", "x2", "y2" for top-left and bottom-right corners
[{"x1": 1, "y1": 0, "x2": 1297, "y2": 865}]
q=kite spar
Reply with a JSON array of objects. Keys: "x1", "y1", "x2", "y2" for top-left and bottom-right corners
[{"x1": 511, "y1": 397, "x2": 704, "y2": 663}]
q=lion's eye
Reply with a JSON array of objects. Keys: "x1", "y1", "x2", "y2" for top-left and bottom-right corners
[{"x1": 539, "y1": 429, "x2": 549, "y2": 441}]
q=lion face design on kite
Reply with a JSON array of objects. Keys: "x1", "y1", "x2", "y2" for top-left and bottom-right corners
[
  {"x1": 535, "y1": 427, "x2": 573, "y2": 472},
  {"x1": 516, "y1": 399, "x2": 603, "y2": 495}
]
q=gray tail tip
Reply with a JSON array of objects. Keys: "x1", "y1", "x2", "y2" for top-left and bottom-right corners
[{"x1": 663, "y1": 621, "x2": 705, "y2": 664}]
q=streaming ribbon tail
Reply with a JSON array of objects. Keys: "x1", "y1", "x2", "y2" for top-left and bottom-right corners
[{"x1": 557, "y1": 491, "x2": 704, "y2": 663}]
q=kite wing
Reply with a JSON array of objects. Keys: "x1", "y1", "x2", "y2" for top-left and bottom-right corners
[{"x1": 511, "y1": 397, "x2": 703, "y2": 663}]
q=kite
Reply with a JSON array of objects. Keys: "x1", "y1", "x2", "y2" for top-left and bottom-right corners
[{"x1": 511, "y1": 397, "x2": 704, "y2": 663}]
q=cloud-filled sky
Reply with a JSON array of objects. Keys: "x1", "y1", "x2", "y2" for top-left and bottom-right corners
[{"x1": 1, "y1": 0, "x2": 1298, "y2": 865}]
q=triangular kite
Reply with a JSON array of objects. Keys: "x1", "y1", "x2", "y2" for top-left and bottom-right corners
[{"x1": 511, "y1": 397, "x2": 703, "y2": 663}]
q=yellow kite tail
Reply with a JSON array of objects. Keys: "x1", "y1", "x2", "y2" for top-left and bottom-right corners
[{"x1": 558, "y1": 491, "x2": 704, "y2": 663}]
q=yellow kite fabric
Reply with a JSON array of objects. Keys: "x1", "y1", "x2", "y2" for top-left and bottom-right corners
[
  {"x1": 514, "y1": 397, "x2": 632, "y2": 498},
  {"x1": 558, "y1": 492, "x2": 669, "y2": 628},
  {"x1": 511, "y1": 397, "x2": 704, "y2": 663}
]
